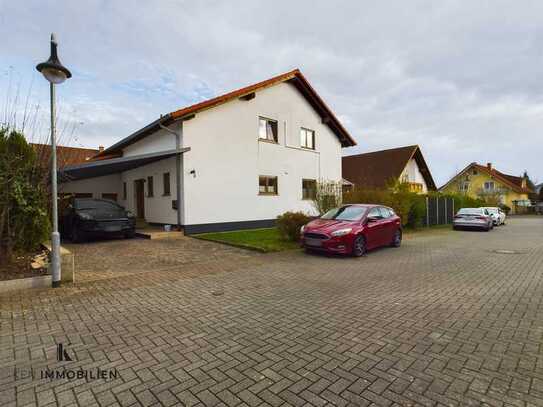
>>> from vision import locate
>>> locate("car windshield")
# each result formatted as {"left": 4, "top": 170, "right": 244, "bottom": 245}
{"left": 484, "top": 208, "right": 498, "bottom": 214}
{"left": 457, "top": 208, "right": 482, "bottom": 215}
{"left": 321, "top": 206, "right": 367, "bottom": 221}
{"left": 74, "top": 199, "right": 121, "bottom": 211}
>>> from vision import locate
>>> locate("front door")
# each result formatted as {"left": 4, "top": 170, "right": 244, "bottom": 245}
{"left": 134, "top": 179, "right": 145, "bottom": 219}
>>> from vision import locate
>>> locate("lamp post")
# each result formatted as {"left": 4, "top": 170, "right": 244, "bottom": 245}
{"left": 36, "top": 33, "right": 72, "bottom": 288}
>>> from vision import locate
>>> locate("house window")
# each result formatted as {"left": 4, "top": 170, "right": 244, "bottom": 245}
{"left": 258, "top": 117, "right": 278, "bottom": 143}
{"left": 484, "top": 181, "right": 495, "bottom": 191}
{"left": 259, "top": 176, "right": 278, "bottom": 195}
{"left": 460, "top": 181, "right": 470, "bottom": 192}
{"left": 163, "top": 172, "right": 171, "bottom": 196}
{"left": 147, "top": 176, "right": 154, "bottom": 197}
{"left": 123, "top": 182, "right": 127, "bottom": 200}
{"left": 300, "top": 128, "right": 315, "bottom": 149}
{"left": 472, "top": 169, "right": 478, "bottom": 175}
{"left": 102, "top": 193, "right": 117, "bottom": 201}
{"left": 302, "top": 179, "right": 317, "bottom": 200}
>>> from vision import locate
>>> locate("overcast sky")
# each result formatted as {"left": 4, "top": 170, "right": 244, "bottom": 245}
{"left": 1, "top": 0, "right": 542, "bottom": 186}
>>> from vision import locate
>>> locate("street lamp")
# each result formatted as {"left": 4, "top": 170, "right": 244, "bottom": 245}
{"left": 36, "top": 33, "right": 71, "bottom": 288}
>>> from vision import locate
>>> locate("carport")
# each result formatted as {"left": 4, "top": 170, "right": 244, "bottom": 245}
{"left": 59, "top": 148, "right": 190, "bottom": 228}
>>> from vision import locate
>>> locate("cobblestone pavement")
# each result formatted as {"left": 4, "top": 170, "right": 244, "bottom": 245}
{"left": 1, "top": 217, "right": 543, "bottom": 407}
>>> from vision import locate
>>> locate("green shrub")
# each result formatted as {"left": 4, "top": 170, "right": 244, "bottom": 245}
{"left": 312, "top": 180, "right": 342, "bottom": 215}
{"left": 343, "top": 187, "right": 423, "bottom": 227}
{"left": 276, "top": 211, "right": 312, "bottom": 241}
{"left": 0, "top": 128, "right": 50, "bottom": 261}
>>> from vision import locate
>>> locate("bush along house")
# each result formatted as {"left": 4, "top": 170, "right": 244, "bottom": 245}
{"left": 59, "top": 69, "right": 356, "bottom": 234}
{"left": 439, "top": 162, "right": 533, "bottom": 214}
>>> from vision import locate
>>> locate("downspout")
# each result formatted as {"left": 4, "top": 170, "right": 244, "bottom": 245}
{"left": 159, "top": 118, "right": 183, "bottom": 230}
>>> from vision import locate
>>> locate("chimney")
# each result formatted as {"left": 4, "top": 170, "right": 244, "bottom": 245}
{"left": 98, "top": 145, "right": 104, "bottom": 153}
{"left": 486, "top": 162, "right": 492, "bottom": 170}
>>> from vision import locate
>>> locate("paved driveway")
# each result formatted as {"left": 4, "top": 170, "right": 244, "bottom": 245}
{"left": 1, "top": 217, "right": 543, "bottom": 407}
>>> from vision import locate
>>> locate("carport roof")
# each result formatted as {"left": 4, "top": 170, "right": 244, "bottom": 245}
{"left": 59, "top": 148, "right": 190, "bottom": 181}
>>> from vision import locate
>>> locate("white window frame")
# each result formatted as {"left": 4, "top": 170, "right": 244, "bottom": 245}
{"left": 258, "top": 117, "right": 278, "bottom": 143}
{"left": 300, "top": 127, "right": 315, "bottom": 150}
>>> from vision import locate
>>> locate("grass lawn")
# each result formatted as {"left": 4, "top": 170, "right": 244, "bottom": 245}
{"left": 193, "top": 228, "right": 300, "bottom": 252}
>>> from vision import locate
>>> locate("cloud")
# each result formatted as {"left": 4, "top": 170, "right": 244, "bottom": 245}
{"left": 1, "top": 0, "right": 542, "bottom": 184}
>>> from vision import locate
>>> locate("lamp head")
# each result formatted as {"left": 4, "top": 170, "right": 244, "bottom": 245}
{"left": 36, "top": 33, "right": 72, "bottom": 84}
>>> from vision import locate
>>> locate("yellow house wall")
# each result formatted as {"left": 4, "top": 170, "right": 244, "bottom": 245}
{"left": 441, "top": 171, "right": 529, "bottom": 213}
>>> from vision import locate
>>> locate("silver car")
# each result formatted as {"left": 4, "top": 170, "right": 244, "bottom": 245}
{"left": 453, "top": 208, "right": 494, "bottom": 231}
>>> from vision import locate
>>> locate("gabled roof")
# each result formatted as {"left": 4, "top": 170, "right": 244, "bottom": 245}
{"left": 96, "top": 69, "right": 356, "bottom": 158}
{"left": 439, "top": 162, "right": 533, "bottom": 194}
{"left": 342, "top": 145, "right": 437, "bottom": 190}
{"left": 31, "top": 143, "right": 99, "bottom": 168}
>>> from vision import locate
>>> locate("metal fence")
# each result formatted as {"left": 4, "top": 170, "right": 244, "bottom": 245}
{"left": 422, "top": 196, "right": 455, "bottom": 227}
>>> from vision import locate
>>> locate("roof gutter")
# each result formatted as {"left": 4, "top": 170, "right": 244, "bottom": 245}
{"left": 159, "top": 116, "right": 185, "bottom": 230}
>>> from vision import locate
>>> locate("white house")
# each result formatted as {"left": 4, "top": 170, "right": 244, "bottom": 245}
{"left": 60, "top": 69, "right": 356, "bottom": 234}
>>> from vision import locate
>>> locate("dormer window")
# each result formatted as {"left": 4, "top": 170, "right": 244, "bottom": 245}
{"left": 259, "top": 117, "right": 278, "bottom": 143}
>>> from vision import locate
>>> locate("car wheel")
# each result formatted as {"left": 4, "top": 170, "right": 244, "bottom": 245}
{"left": 71, "top": 225, "right": 85, "bottom": 243}
{"left": 124, "top": 229, "right": 135, "bottom": 239}
{"left": 352, "top": 235, "right": 366, "bottom": 257}
{"left": 390, "top": 229, "right": 402, "bottom": 247}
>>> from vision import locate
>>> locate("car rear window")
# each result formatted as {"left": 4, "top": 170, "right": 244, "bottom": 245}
{"left": 457, "top": 208, "right": 482, "bottom": 215}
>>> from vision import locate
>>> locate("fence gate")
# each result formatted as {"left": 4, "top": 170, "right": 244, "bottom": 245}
{"left": 423, "top": 196, "right": 455, "bottom": 227}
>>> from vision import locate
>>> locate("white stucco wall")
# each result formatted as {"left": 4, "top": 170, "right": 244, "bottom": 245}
{"left": 400, "top": 158, "right": 428, "bottom": 193}
{"left": 119, "top": 157, "right": 179, "bottom": 224}
{"left": 59, "top": 80, "right": 346, "bottom": 227}
{"left": 122, "top": 128, "right": 177, "bottom": 157}
{"left": 181, "top": 81, "right": 343, "bottom": 226}
{"left": 59, "top": 174, "right": 121, "bottom": 199}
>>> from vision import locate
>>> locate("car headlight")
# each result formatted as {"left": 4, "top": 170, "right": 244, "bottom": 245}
{"left": 78, "top": 212, "right": 93, "bottom": 220}
{"left": 331, "top": 228, "right": 352, "bottom": 237}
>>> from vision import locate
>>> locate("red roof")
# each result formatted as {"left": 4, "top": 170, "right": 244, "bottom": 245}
{"left": 97, "top": 69, "right": 355, "bottom": 157}
{"left": 472, "top": 164, "right": 532, "bottom": 194}
{"left": 342, "top": 145, "right": 437, "bottom": 190}
{"left": 31, "top": 143, "right": 99, "bottom": 169}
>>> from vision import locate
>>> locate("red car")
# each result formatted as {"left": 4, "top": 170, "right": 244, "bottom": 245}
{"left": 301, "top": 204, "right": 402, "bottom": 256}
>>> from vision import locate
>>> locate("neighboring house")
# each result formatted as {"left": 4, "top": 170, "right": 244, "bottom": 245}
{"left": 439, "top": 162, "right": 533, "bottom": 213}
{"left": 342, "top": 145, "right": 436, "bottom": 194}
{"left": 535, "top": 183, "right": 543, "bottom": 197}
{"left": 31, "top": 143, "right": 100, "bottom": 168}
{"left": 59, "top": 69, "right": 356, "bottom": 233}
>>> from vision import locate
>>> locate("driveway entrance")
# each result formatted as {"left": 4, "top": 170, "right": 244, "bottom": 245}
{"left": 1, "top": 217, "right": 543, "bottom": 406}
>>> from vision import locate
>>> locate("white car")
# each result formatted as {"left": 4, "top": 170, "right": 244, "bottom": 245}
{"left": 481, "top": 207, "right": 506, "bottom": 226}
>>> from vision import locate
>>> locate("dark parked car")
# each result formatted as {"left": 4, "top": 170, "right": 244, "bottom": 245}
{"left": 300, "top": 204, "right": 402, "bottom": 257}
{"left": 62, "top": 198, "right": 136, "bottom": 242}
